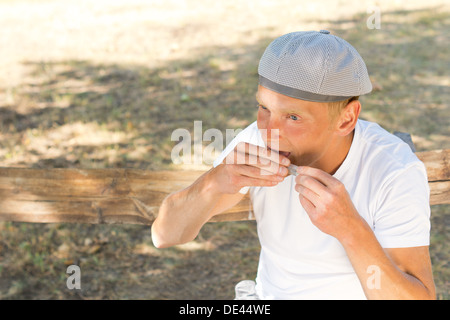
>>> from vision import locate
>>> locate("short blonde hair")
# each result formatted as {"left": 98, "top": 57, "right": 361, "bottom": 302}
{"left": 328, "top": 96, "right": 359, "bottom": 121}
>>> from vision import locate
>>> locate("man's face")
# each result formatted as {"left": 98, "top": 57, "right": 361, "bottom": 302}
{"left": 256, "top": 85, "right": 338, "bottom": 168}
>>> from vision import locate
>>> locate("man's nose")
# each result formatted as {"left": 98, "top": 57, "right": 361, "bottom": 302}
{"left": 261, "top": 122, "right": 281, "bottom": 153}
{"left": 266, "top": 117, "right": 281, "bottom": 140}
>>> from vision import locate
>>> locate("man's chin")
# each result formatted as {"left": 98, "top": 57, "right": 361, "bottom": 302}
{"left": 289, "top": 155, "right": 315, "bottom": 167}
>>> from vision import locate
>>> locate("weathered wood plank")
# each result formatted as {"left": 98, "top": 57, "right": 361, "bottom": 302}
{"left": 0, "top": 168, "right": 205, "bottom": 225}
{"left": 416, "top": 149, "right": 450, "bottom": 182}
{"left": 0, "top": 149, "right": 448, "bottom": 225}
{"left": 428, "top": 181, "right": 450, "bottom": 206}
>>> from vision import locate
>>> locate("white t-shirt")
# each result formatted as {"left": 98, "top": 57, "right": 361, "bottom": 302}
{"left": 213, "top": 119, "right": 431, "bottom": 300}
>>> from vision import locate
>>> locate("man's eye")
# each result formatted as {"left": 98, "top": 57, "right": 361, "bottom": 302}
{"left": 289, "top": 115, "right": 299, "bottom": 121}
{"left": 257, "top": 104, "right": 268, "bottom": 111}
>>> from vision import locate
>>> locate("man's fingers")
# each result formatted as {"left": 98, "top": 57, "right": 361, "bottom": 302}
{"left": 234, "top": 164, "right": 285, "bottom": 181}
{"left": 222, "top": 143, "right": 290, "bottom": 176}
{"left": 295, "top": 174, "right": 328, "bottom": 199}
{"left": 235, "top": 142, "right": 290, "bottom": 167}
{"left": 237, "top": 175, "right": 282, "bottom": 187}
{"left": 298, "top": 192, "right": 316, "bottom": 214}
{"left": 221, "top": 164, "right": 283, "bottom": 189}
{"left": 295, "top": 166, "right": 349, "bottom": 212}
{"left": 296, "top": 166, "right": 337, "bottom": 187}
{"left": 295, "top": 183, "right": 321, "bottom": 207}
{"left": 224, "top": 150, "right": 268, "bottom": 167}
{"left": 232, "top": 154, "right": 288, "bottom": 176}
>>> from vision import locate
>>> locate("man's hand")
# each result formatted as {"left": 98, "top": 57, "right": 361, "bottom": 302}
{"left": 213, "top": 142, "right": 291, "bottom": 194}
{"left": 294, "top": 166, "right": 365, "bottom": 242}
{"left": 294, "top": 166, "right": 436, "bottom": 299}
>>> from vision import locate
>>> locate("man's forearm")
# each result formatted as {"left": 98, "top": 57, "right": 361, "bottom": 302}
{"left": 341, "top": 218, "right": 435, "bottom": 300}
{"left": 151, "top": 169, "right": 221, "bottom": 248}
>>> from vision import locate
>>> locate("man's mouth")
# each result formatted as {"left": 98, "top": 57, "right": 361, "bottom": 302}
{"left": 267, "top": 146, "right": 291, "bottom": 158}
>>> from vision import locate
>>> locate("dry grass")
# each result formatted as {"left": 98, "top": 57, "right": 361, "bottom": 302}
{"left": 0, "top": 0, "right": 448, "bottom": 299}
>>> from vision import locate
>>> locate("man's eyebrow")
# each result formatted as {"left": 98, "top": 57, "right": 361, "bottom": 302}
{"left": 255, "top": 92, "right": 306, "bottom": 115}
{"left": 255, "top": 94, "right": 269, "bottom": 109}
{"left": 255, "top": 92, "right": 262, "bottom": 104}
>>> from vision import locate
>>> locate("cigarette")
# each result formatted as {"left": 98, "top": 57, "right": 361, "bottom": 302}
{"left": 287, "top": 164, "right": 299, "bottom": 176}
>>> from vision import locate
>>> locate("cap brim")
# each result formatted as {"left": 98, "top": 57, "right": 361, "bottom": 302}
{"left": 259, "top": 75, "right": 353, "bottom": 103}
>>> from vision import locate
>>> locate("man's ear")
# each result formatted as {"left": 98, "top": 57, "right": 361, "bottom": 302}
{"left": 336, "top": 100, "right": 361, "bottom": 136}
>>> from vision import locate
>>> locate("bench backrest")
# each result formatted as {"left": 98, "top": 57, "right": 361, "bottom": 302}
{"left": 0, "top": 149, "right": 448, "bottom": 225}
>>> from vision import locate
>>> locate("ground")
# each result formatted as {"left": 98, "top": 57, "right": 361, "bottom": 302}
{"left": 0, "top": 0, "right": 449, "bottom": 299}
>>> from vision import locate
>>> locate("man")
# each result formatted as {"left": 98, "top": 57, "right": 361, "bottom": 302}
{"left": 152, "top": 31, "right": 436, "bottom": 299}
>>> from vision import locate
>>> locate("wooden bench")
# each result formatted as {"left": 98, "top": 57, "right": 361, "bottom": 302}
{"left": 0, "top": 148, "right": 448, "bottom": 226}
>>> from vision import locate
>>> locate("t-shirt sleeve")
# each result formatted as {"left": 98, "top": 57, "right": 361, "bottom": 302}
{"left": 373, "top": 162, "right": 431, "bottom": 248}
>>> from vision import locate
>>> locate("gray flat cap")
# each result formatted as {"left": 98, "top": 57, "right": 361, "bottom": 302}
{"left": 258, "top": 30, "right": 372, "bottom": 102}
